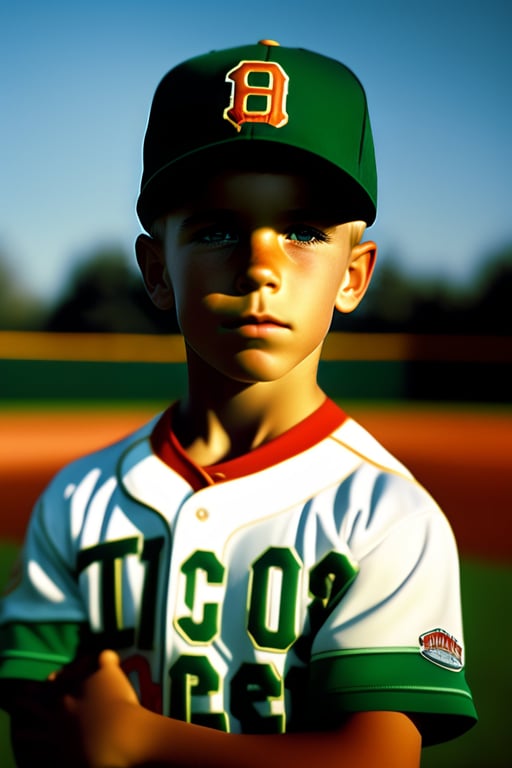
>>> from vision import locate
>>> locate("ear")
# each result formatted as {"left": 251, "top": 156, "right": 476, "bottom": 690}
{"left": 335, "top": 240, "right": 377, "bottom": 314}
{"left": 135, "top": 234, "right": 175, "bottom": 310}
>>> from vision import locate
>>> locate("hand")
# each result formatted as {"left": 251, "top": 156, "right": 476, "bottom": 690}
{"left": 10, "top": 650, "right": 142, "bottom": 768}
{"left": 54, "top": 649, "right": 143, "bottom": 768}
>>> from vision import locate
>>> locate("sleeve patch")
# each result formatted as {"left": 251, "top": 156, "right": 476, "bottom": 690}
{"left": 419, "top": 628, "right": 463, "bottom": 671}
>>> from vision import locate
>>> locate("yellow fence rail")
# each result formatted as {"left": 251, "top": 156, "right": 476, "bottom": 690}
{"left": 1, "top": 331, "right": 510, "bottom": 363}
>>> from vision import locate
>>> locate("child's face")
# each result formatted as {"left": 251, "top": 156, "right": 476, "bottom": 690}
{"left": 140, "top": 171, "right": 375, "bottom": 385}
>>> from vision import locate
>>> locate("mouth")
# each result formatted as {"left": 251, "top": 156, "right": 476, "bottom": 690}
{"left": 223, "top": 314, "right": 290, "bottom": 329}
{"left": 222, "top": 314, "right": 291, "bottom": 338}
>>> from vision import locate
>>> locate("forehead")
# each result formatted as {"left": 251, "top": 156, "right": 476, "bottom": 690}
{"left": 172, "top": 168, "right": 346, "bottom": 224}
{"left": 184, "top": 170, "right": 307, "bottom": 205}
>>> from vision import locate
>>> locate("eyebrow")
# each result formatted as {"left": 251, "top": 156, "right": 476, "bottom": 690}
{"left": 178, "top": 208, "right": 336, "bottom": 225}
{"left": 178, "top": 210, "right": 234, "bottom": 234}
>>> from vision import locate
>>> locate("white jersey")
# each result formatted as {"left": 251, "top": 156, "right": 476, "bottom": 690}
{"left": 0, "top": 399, "right": 476, "bottom": 743}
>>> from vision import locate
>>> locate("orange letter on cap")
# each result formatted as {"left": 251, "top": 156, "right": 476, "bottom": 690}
{"left": 224, "top": 60, "right": 289, "bottom": 132}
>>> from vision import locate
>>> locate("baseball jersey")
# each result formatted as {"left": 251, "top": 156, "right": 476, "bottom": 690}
{"left": 0, "top": 398, "right": 477, "bottom": 744}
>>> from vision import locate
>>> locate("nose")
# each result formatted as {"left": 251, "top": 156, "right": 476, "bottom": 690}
{"left": 235, "top": 228, "right": 282, "bottom": 294}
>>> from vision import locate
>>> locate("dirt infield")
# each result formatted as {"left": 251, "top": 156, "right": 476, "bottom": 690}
{"left": 1, "top": 405, "right": 510, "bottom": 562}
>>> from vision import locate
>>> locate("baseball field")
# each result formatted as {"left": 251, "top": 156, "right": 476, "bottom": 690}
{"left": 0, "top": 400, "right": 510, "bottom": 766}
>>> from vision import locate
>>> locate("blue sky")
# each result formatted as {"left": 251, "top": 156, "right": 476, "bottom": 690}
{"left": 1, "top": 0, "right": 510, "bottom": 302}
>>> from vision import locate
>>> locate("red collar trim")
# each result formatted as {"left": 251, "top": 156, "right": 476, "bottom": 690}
{"left": 150, "top": 398, "right": 347, "bottom": 491}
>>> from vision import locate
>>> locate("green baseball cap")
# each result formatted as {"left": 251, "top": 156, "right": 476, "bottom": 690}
{"left": 137, "top": 40, "right": 377, "bottom": 230}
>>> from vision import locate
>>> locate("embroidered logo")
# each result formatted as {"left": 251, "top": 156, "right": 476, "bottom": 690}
{"left": 223, "top": 60, "right": 289, "bottom": 132}
{"left": 419, "top": 628, "right": 463, "bottom": 671}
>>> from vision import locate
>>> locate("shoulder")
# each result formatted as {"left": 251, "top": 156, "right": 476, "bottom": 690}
{"left": 331, "top": 415, "right": 413, "bottom": 478}
{"left": 55, "top": 414, "right": 158, "bottom": 478}
{"left": 31, "top": 414, "right": 162, "bottom": 519}
{"left": 331, "top": 415, "right": 439, "bottom": 519}
{"left": 324, "top": 415, "right": 457, "bottom": 552}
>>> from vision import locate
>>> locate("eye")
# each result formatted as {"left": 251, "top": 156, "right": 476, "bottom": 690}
{"left": 286, "top": 226, "right": 330, "bottom": 244}
{"left": 195, "top": 227, "right": 239, "bottom": 246}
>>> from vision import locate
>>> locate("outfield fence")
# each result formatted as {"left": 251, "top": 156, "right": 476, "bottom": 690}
{"left": 1, "top": 331, "right": 511, "bottom": 402}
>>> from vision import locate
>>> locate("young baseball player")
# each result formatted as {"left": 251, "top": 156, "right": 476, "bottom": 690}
{"left": 0, "top": 40, "right": 477, "bottom": 767}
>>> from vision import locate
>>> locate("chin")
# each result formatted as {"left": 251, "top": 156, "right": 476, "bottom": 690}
{"left": 225, "top": 366, "right": 286, "bottom": 386}
{"left": 227, "top": 350, "right": 296, "bottom": 384}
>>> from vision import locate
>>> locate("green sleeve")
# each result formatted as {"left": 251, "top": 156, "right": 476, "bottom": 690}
{"left": 307, "top": 647, "right": 477, "bottom": 746}
{"left": 0, "top": 621, "right": 87, "bottom": 681}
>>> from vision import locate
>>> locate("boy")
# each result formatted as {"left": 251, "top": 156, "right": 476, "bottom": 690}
{"left": 0, "top": 40, "right": 476, "bottom": 766}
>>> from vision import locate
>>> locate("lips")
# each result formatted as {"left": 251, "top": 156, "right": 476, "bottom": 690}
{"left": 221, "top": 314, "right": 291, "bottom": 340}
{"left": 223, "top": 314, "right": 290, "bottom": 330}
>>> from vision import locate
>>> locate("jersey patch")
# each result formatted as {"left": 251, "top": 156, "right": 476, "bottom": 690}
{"left": 419, "top": 628, "right": 463, "bottom": 671}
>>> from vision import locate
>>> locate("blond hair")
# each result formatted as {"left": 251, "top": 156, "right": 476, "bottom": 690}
{"left": 348, "top": 220, "right": 367, "bottom": 247}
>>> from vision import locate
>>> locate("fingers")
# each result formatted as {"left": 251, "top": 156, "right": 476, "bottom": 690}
{"left": 97, "top": 648, "right": 122, "bottom": 667}
{"left": 48, "top": 650, "right": 121, "bottom": 695}
{"left": 51, "top": 649, "right": 140, "bottom": 707}
{"left": 48, "top": 652, "right": 100, "bottom": 695}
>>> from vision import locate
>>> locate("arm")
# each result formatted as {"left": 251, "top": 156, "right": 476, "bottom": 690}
{"left": 58, "top": 651, "right": 421, "bottom": 768}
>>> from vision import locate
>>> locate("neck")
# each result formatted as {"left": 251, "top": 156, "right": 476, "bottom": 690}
{"left": 174, "top": 348, "right": 326, "bottom": 465}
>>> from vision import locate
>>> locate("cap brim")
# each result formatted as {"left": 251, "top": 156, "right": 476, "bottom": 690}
{"left": 137, "top": 139, "right": 376, "bottom": 231}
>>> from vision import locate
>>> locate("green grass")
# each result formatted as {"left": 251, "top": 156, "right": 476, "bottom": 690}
{"left": 0, "top": 542, "right": 19, "bottom": 768}
{"left": 0, "top": 546, "right": 509, "bottom": 767}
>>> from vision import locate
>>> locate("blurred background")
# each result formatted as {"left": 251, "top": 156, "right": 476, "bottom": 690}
{"left": 1, "top": 1, "right": 511, "bottom": 766}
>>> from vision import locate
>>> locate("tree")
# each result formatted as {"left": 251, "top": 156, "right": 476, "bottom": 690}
{"left": 0, "top": 250, "right": 45, "bottom": 330}
{"left": 43, "top": 247, "right": 179, "bottom": 334}
{"left": 464, "top": 246, "right": 512, "bottom": 335}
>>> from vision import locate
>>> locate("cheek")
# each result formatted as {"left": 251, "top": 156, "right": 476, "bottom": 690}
{"left": 167, "top": 260, "right": 200, "bottom": 307}
{"left": 304, "top": 263, "right": 345, "bottom": 308}
{"left": 171, "top": 253, "right": 231, "bottom": 298}
{"left": 171, "top": 273, "right": 218, "bottom": 337}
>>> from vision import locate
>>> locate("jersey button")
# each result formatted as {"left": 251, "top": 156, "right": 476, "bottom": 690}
{"left": 196, "top": 508, "right": 209, "bottom": 521}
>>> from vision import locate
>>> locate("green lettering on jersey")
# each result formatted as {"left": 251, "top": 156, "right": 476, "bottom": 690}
{"left": 169, "top": 654, "right": 228, "bottom": 731}
{"left": 309, "top": 550, "right": 359, "bottom": 619}
{"left": 247, "top": 547, "right": 301, "bottom": 651}
{"left": 292, "top": 550, "right": 359, "bottom": 663}
{"left": 231, "top": 662, "right": 284, "bottom": 733}
{"left": 308, "top": 550, "right": 359, "bottom": 645}
{"left": 176, "top": 550, "right": 226, "bottom": 643}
